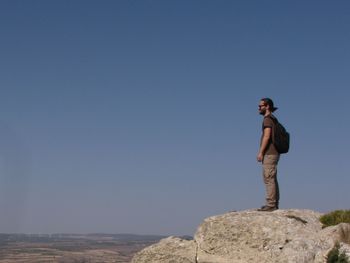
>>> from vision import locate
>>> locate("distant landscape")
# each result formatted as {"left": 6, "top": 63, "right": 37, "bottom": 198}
{"left": 0, "top": 233, "right": 167, "bottom": 262}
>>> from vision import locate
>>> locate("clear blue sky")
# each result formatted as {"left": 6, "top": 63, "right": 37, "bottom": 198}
{"left": 0, "top": 0, "right": 349, "bottom": 236}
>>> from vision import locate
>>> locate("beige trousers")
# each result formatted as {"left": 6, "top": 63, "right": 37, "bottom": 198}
{"left": 262, "top": 154, "right": 280, "bottom": 207}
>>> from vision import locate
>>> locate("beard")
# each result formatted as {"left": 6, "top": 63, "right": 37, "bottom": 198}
{"left": 259, "top": 109, "right": 266, "bottom": 115}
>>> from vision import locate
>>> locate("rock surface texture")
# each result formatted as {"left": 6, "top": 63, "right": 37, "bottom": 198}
{"left": 132, "top": 209, "right": 350, "bottom": 263}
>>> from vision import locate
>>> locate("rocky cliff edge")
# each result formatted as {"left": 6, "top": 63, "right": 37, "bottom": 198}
{"left": 132, "top": 209, "right": 350, "bottom": 263}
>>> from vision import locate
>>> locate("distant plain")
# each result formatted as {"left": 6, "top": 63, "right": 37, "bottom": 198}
{"left": 0, "top": 233, "right": 164, "bottom": 262}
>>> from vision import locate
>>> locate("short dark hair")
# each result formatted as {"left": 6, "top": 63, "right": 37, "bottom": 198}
{"left": 261, "top": 98, "right": 278, "bottom": 112}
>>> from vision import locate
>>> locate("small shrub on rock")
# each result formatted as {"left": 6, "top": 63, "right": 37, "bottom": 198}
{"left": 327, "top": 243, "right": 349, "bottom": 263}
{"left": 320, "top": 210, "right": 350, "bottom": 227}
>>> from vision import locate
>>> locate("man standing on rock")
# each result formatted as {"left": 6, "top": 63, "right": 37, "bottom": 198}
{"left": 257, "top": 98, "right": 280, "bottom": 212}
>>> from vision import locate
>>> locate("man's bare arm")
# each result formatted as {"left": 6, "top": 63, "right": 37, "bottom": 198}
{"left": 257, "top": 127, "right": 272, "bottom": 162}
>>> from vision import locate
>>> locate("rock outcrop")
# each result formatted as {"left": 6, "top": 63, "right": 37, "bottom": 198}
{"left": 132, "top": 209, "right": 350, "bottom": 263}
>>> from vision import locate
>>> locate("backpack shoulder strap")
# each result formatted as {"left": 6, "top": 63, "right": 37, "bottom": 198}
{"left": 265, "top": 114, "right": 278, "bottom": 124}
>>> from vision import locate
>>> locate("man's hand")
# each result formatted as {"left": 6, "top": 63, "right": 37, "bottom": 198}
{"left": 257, "top": 152, "right": 264, "bottom": 162}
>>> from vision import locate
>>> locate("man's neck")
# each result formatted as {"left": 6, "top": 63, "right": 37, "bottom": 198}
{"left": 264, "top": 111, "right": 272, "bottom": 117}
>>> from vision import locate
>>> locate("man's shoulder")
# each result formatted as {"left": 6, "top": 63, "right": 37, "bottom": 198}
{"left": 263, "top": 115, "right": 275, "bottom": 127}
{"left": 264, "top": 114, "right": 277, "bottom": 120}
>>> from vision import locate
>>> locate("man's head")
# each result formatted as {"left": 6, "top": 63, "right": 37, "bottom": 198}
{"left": 259, "top": 98, "right": 278, "bottom": 115}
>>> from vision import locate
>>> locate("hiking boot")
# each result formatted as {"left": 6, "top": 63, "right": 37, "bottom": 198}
{"left": 257, "top": 206, "right": 278, "bottom": 212}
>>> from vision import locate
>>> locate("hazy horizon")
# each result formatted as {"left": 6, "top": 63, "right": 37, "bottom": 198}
{"left": 1, "top": 0, "right": 349, "bottom": 236}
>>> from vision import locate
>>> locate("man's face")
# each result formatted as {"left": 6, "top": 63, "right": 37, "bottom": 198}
{"left": 258, "top": 101, "right": 267, "bottom": 115}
